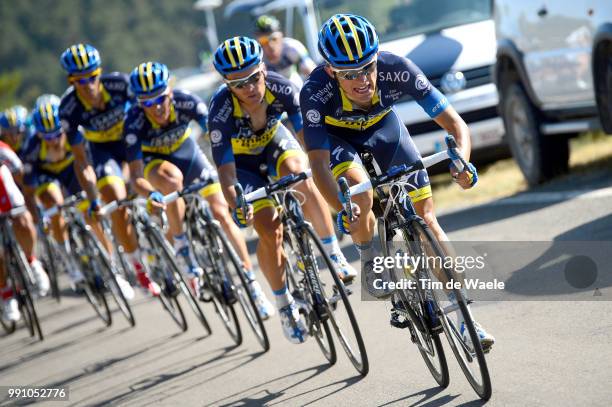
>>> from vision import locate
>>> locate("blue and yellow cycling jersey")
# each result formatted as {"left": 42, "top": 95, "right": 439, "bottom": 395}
{"left": 59, "top": 72, "right": 134, "bottom": 146}
{"left": 299, "top": 51, "right": 449, "bottom": 151}
{"left": 208, "top": 71, "right": 303, "bottom": 167}
{"left": 124, "top": 90, "right": 209, "bottom": 162}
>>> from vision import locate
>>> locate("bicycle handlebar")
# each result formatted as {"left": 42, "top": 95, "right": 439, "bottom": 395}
{"left": 41, "top": 191, "right": 87, "bottom": 219}
{"left": 242, "top": 168, "right": 312, "bottom": 203}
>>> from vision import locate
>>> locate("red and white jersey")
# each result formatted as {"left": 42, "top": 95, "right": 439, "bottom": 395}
{"left": 0, "top": 163, "right": 25, "bottom": 213}
{"left": 0, "top": 140, "right": 23, "bottom": 175}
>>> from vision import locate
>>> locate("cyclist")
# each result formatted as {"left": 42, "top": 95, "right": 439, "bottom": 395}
{"left": 0, "top": 139, "right": 50, "bottom": 315}
{"left": 58, "top": 43, "right": 159, "bottom": 296}
{"left": 254, "top": 15, "right": 316, "bottom": 87}
{"left": 123, "top": 61, "right": 274, "bottom": 318}
{"left": 209, "top": 36, "right": 357, "bottom": 344}
{"left": 0, "top": 105, "right": 33, "bottom": 181}
{"left": 300, "top": 14, "right": 494, "bottom": 351}
{"left": 20, "top": 97, "right": 135, "bottom": 297}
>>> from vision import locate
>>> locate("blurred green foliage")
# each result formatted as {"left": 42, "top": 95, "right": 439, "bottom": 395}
{"left": 0, "top": 0, "right": 261, "bottom": 110}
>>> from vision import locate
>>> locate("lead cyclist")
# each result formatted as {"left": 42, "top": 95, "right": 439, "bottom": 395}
{"left": 300, "top": 14, "right": 494, "bottom": 351}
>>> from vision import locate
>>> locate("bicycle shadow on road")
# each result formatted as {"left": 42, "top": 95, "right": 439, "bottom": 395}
{"left": 376, "top": 386, "right": 459, "bottom": 407}
{"left": 83, "top": 344, "right": 256, "bottom": 406}
{"left": 502, "top": 213, "right": 612, "bottom": 299}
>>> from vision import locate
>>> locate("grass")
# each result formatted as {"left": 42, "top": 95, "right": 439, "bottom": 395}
{"left": 431, "top": 132, "right": 612, "bottom": 210}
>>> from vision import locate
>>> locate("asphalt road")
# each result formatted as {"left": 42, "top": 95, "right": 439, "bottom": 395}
{"left": 1, "top": 174, "right": 612, "bottom": 406}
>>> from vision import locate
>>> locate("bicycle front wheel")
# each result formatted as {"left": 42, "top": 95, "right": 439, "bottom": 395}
{"left": 408, "top": 219, "right": 492, "bottom": 400}
{"left": 301, "top": 224, "right": 369, "bottom": 376}
{"left": 190, "top": 220, "right": 241, "bottom": 346}
{"left": 150, "top": 227, "right": 211, "bottom": 335}
{"left": 13, "top": 246, "right": 44, "bottom": 340}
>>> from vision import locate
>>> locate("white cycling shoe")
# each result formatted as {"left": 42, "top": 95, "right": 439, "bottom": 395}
{"left": 279, "top": 301, "right": 308, "bottom": 344}
{"left": 115, "top": 274, "right": 135, "bottom": 301}
{"left": 248, "top": 280, "right": 275, "bottom": 320}
{"left": 2, "top": 298, "right": 20, "bottom": 322}
{"left": 30, "top": 259, "right": 50, "bottom": 297}
{"left": 460, "top": 321, "right": 495, "bottom": 353}
{"left": 330, "top": 252, "right": 357, "bottom": 283}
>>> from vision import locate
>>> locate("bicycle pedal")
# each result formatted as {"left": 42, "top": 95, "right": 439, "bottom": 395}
{"left": 390, "top": 312, "right": 410, "bottom": 329}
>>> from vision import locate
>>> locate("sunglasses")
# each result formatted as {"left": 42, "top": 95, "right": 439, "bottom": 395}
{"left": 224, "top": 70, "right": 263, "bottom": 89}
{"left": 71, "top": 69, "right": 101, "bottom": 85}
{"left": 139, "top": 93, "right": 168, "bottom": 108}
{"left": 42, "top": 130, "right": 62, "bottom": 141}
{"left": 257, "top": 32, "right": 282, "bottom": 46}
{"left": 333, "top": 60, "right": 377, "bottom": 81}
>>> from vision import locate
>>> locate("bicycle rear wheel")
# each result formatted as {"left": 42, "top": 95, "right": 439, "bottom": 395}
{"left": 302, "top": 224, "right": 369, "bottom": 376}
{"left": 284, "top": 235, "right": 335, "bottom": 364}
{"left": 409, "top": 220, "right": 492, "bottom": 400}
{"left": 41, "top": 235, "right": 61, "bottom": 302}
{"left": 150, "top": 227, "right": 211, "bottom": 334}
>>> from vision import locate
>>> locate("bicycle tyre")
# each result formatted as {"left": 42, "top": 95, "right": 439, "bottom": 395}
{"left": 285, "top": 243, "right": 336, "bottom": 364}
{"left": 189, "top": 219, "right": 241, "bottom": 346}
{"left": 41, "top": 235, "right": 61, "bottom": 302}
{"left": 385, "top": 222, "right": 449, "bottom": 388}
{"left": 13, "top": 245, "right": 44, "bottom": 340}
{"left": 150, "top": 227, "right": 211, "bottom": 334}
{"left": 302, "top": 224, "right": 369, "bottom": 376}
{"left": 410, "top": 219, "right": 492, "bottom": 400}
{"left": 71, "top": 226, "right": 112, "bottom": 327}
{"left": 209, "top": 221, "right": 270, "bottom": 351}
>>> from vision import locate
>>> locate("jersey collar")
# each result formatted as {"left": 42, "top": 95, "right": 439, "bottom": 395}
{"left": 76, "top": 83, "right": 111, "bottom": 111}
{"left": 338, "top": 86, "right": 380, "bottom": 112}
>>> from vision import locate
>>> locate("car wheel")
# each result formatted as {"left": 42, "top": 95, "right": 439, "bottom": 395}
{"left": 501, "top": 82, "right": 569, "bottom": 186}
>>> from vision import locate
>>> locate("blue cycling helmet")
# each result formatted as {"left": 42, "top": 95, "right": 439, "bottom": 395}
{"left": 318, "top": 14, "right": 379, "bottom": 68}
{"left": 130, "top": 62, "right": 170, "bottom": 98}
{"left": 32, "top": 100, "right": 61, "bottom": 136}
{"left": 0, "top": 105, "right": 28, "bottom": 131}
{"left": 60, "top": 43, "right": 101, "bottom": 75}
{"left": 213, "top": 36, "right": 263, "bottom": 76}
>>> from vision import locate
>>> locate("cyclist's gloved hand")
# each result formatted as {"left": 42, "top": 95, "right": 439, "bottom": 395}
{"left": 336, "top": 203, "right": 360, "bottom": 235}
{"left": 147, "top": 191, "right": 165, "bottom": 214}
{"left": 450, "top": 162, "right": 478, "bottom": 189}
{"left": 232, "top": 205, "right": 253, "bottom": 228}
{"left": 87, "top": 198, "right": 100, "bottom": 219}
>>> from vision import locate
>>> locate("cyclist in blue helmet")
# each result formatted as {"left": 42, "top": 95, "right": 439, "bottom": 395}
{"left": 58, "top": 43, "right": 159, "bottom": 297}
{"left": 0, "top": 105, "right": 33, "bottom": 161}
{"left": 209, "top": 36, "right": 357, "bottom": 343}
{"left": 124, "top": 61, "right": 273, "bottom": 314}
{"left": 301, "top": 14, "right": 494, "bottom": 351}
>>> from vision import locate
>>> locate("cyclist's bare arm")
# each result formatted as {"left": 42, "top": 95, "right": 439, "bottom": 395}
{"left": 127, "top": 159, "right": 156, "bottom": 197}
{"left": 71, "top": 143, "right": 99, "bottom": 201}
{"left": 308, "top": 149, "right": 343, "bottom": 212}
{"left": 217, "top": 162, "right": 240, "bottom": 210}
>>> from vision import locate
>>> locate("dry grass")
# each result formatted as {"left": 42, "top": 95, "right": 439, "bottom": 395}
{"left": 431, "top": 132, "right": 612, "bottom": 210}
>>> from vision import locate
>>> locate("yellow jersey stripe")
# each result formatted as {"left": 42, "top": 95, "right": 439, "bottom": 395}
{"left": 324, "top": 108, "right": 391, "bottom": 130}
{"left": 7, "top": 110, "right": 16, "bottom": 127}
{"left": 345, "top": 17, "right": 363, "bottom": 59}
{"left": 225, "top": 40, "right": 237, "bottom": 68}
{"left": 141, "top": 127, "right": 191, "bottom": 155}
{"left": 332, "top": 16, "right": 354, "bottom": 61}
{"left": 234, "top": 37, "right": 244, "bottom": 66}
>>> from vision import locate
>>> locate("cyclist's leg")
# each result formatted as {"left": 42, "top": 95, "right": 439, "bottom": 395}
{"left": 268, "top": 127, "right": 357, "bottom": 280}
{"left": 177, "top": 139, "right": 255, "bottom": 274}
{"left": 91, "top": 143, "right": 137, "bottom": 257}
